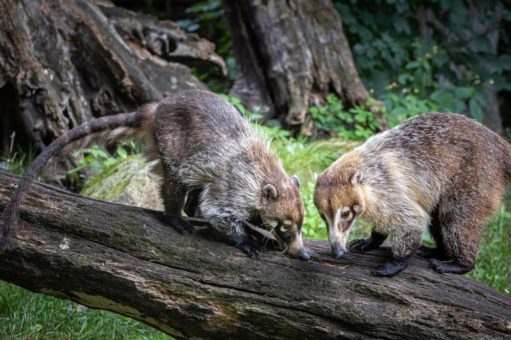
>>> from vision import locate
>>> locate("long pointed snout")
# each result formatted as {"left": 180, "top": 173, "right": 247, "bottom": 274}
{"left": 331, "top": 242, "right": 345, "bottom": 258}
{"left": 287, "top": 234, "right": 310, "bottom": 261}
{"left": 297, "top": 247, "right": 310, "bottom": 261}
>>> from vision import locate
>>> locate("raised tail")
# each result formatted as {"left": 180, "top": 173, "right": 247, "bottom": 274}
{"left": 0, "top": 111, "right": 142, "bottom": 251}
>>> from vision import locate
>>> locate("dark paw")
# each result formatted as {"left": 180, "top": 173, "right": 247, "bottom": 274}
{"left": 430, "top": 258, "right": 445, "bottom": 273}
{"left": 236, "top": 241, "right": 261, "bottom": 258}
{"left": 168, "top": 216, "right": 195, "bottom": 234}
{"left": 349, "top": 238, "right": 373, "bottom": 252}
{"left": 429, "top": 258, "right": 472, "bottom": 274}
{"left": 372, "top": 259, "right": 408, "bottom": 277}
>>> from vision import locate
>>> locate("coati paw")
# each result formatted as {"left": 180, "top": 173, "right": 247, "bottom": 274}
{"left": 236, "top": 241, "right": 261, "bottom": 258}
{"left": 372, "top": 259, "right": 408, "bottom": 277}
{"left": 349, "top": 238, "right": 373, "bottom": 252}
{"left": 349, "top": 232, "right": 387, "bottom": 252}
{"left": 430, "top": 258, "right": 445, "bottom": 273}
{"left": 429, "top": 258, "right": 473, "bottom": 275}
{"left": 167, "top": 216, "right": 195, "bottom": 234}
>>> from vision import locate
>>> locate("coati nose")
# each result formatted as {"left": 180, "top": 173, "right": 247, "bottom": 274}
{"left": 297, "top": 248, "right": 310, "bottom": 261}
{"left": 332, "top": 244, "right": 345, "bottom": 258}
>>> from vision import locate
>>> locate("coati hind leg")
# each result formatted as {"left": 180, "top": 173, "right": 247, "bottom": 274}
{"left": 429, "top": 190, "right": 502, "bottom": 274}
{"left": 161, "top": 172, "right": 194, "bottom": 234}
{"left": 429, "top": 210, "right": 482, "bottom": 274}
{"left": 417, "top": 208, "right": 448, "bottom": 260}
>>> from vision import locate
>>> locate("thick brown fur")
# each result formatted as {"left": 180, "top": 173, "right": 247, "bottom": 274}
{"left": 0, "top": 90, "right": 307, "bottom": 259}
{"left": 314, "top": 113, "right": 511, "bottom": 275}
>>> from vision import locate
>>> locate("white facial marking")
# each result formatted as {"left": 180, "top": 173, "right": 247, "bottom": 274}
{"left": 288, "top": 233, "right": 305, "bottom": 256}
{"left": 328, "top": 208, "right": 350, "bottom": 252}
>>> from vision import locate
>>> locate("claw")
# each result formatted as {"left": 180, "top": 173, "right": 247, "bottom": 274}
{"left": 349, "top": 238, "right": 371, "bottom": 252}
{"left": 372, "top": 258, "right": 408, "bottom": 277}
{"left": 167, "top": 216, "right": 195, "bottom": 234}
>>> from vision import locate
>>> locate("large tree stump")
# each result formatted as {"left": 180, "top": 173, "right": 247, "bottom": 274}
{"left": 223, "top": 0, "right": 370, "bottom": 126}
{"left": 0, "top": 0, "right": 224, "bottom": 152}
{"left": 1, "top": 170, "right": 510, "bottom": 339}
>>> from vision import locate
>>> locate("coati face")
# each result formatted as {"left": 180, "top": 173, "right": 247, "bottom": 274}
{"left": 259, "top": 175, "right": 309, "bottom": 261}
{"left": 314, "top": 170, "right": 365, "bottom": 258}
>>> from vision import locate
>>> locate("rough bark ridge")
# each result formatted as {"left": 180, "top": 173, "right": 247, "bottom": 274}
{"left": 223, "top": 0, "right": 370, "bottom": 126}
{"left": 1, "top": 171, "right": 510, "bottom": 339}
{"left": 0, "top": 0, "right": 223, "bottom": 152}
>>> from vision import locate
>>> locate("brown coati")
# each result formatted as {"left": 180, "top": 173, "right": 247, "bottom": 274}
{"left": 0, "top": 90, "right": 309, "bottom": 260}
{"left": 314, "top": 113, "right": 511, "bottom": 276}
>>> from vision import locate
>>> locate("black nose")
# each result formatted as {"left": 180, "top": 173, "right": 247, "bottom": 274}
{"left": 297, "top": 248, "right": 310, "bottom": 261}
{"left": 332, "top": 244, "right": 345, "bottom": 258}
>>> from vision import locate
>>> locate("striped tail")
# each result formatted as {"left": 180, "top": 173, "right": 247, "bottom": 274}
{"left": 0, "top": 112, "right": 139, "bottom": 251}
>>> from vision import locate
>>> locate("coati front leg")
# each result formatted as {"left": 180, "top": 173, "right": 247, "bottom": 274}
{"left": 373, "top": 224, "right": 424, "bottom": 277}
{"left": 350, "top": 230, "right": 387, "bottom": 252}
{"left": 429, "top": 208, "right": 483, "bottom": 274}
{"left": 161, "top": 174, "right": 194, "bottom": 234}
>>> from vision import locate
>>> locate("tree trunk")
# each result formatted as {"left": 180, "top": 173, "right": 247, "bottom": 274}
{"left": 1, "top": 170, "right": 510, "bottom": 339}
{"left": 222, "top": 0, "right": 371, "bottom": 127}
{"left": 0, "top": 0, "right": 224, "bottom": 153}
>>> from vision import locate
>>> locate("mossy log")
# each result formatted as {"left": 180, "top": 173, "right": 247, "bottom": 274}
{"left": 0, "top": 170, "right": 510, "bottom": 339}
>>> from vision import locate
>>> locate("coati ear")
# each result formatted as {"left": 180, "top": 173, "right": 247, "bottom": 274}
{"left": 291, "top": 175, "right": 300, "bottom": 188}
{"left": 263, "top": 183, "right": 278, "bottom": 200}
{"left": 350, "top": 171, "right": 363, "bottom": 186}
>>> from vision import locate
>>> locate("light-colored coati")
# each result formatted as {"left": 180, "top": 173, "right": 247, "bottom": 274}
{"left": 0, "top": 90, "right": 309, "bottom": 260}
{"left": 314, "top": 113, "right": 511, "bottom": 276}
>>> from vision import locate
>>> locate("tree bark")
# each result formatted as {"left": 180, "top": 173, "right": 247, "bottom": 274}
{"left": 223, "top": 0, "right": 371, "bottom": 127}
{"left": 0, "top": 0, "right": 224, "bottom": 152}
{"left": 1, "top": 170, "right": 510, "bottom": 339}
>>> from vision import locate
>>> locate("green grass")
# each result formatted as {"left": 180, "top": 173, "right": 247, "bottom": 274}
{"left": 0, "top": 131, "right": 510, "bottom": 339}
{"left": 0, "top": 281, "right": 170, "bottom": 339}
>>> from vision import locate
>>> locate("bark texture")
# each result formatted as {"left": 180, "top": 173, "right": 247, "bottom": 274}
{"left": 223, "top": 0, "right": 370, "bottom": 126}
{"left": 1, "top": 170, "right": 510, "bottom": 339}
{"left": 0, "top": 0, "right": 223, "bottom": 152}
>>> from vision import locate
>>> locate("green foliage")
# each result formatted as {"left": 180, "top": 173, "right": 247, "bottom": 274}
{"left": 0, "top": 281, "right": 169, "bottom": 339}
{"left": 70, "top": 141, "right": 139, "bottom": 175}
{"left": 334, "top": 0, "right": 511, "bottom": 120}
{"left": 0, "top": 145, "right": 36, "bottom": 176}
{"left": 309, "top": 95, "right": 381, "bottom": 141}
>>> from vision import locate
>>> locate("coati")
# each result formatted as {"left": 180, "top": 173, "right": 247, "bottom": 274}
{"left": 314, "top": 113, "right": 511, "bottom": 276}
{"left": 0, "top": 90, "right": 309, "bottom": 260}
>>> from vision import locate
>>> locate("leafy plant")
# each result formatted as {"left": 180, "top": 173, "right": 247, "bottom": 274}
{"left": 334, "top": 0, "right": 511, "bottom": 122}
{"left": 69, "top": 141, "right": 139, "bottom": 175}
{"left": 309, "top": 94, "right": 382, "bottom": 141}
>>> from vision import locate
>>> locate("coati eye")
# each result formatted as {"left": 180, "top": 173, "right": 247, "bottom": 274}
{"left": 340, "top": 209, "right": 351, "bottom": 219}
{"left": 280, "top": 220, "right": 293, "bottom": 232}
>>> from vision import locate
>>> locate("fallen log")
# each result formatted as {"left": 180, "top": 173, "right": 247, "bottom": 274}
{"left": 0, "top": 170, "right": 510, "bottom": 339}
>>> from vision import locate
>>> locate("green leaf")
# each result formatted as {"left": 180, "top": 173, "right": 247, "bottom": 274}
{"left": 116, "top": 147, "right": 128, "bottom": 158}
